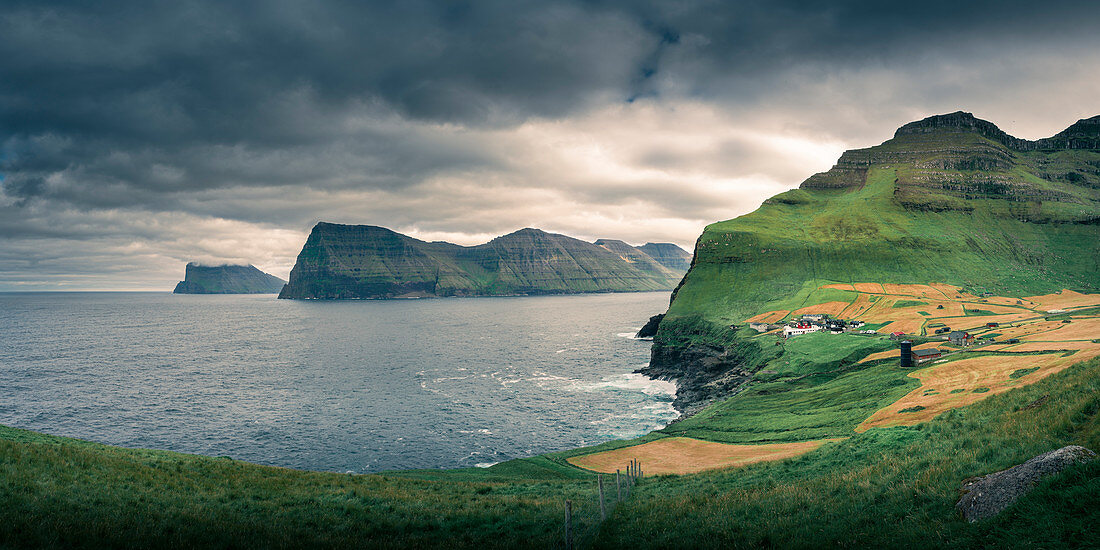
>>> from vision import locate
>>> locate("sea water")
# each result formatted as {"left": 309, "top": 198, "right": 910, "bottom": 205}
{"left": 0, "top": 291, "right": 678, "bottom": 472}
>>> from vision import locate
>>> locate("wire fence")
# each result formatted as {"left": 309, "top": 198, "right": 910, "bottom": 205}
{"left": 562, "top": 459, "right": 644, "bottom": 549}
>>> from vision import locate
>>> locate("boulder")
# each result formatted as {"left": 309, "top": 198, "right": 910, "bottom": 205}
{"left": 955, "top": 445, "right": 1097, "bottom": 522}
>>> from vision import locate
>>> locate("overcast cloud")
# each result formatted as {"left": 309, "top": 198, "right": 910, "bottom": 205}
{"left": 2, "top": 0, "right": 1099, "bottom": 289}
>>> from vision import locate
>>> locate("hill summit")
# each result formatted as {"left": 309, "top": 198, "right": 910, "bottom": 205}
{"left": 278, "top": 223, "right": 688, "bottom": 299}
{"left": 647, "top": 111, "right": 1100, "bottom": 410}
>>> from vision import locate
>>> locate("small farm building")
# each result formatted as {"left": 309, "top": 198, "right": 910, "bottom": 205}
{"left": 912, "top": 348, "right": 942, "bottom": 363}
{"left": 948, "top": 331, "right": 974, "bottom": 346}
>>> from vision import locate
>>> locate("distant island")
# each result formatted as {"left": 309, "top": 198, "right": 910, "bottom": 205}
{"left": 173, "top": 263, "right": 286, "bottom": 294}
{"left": 278, "top": 223, "right": 690, "bottom": 299}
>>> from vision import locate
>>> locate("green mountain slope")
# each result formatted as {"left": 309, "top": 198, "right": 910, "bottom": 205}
{"left": 172, "top": 263, "right": 286, "bottom": 294}
{"left": 594, "top": 238, "right": 686, "bottom": 280}
{"left": 278, "top": 223, "right": 687, "bottom": 299}
{"left": 646, "top": 112, "right": 1100, "bottom": 408}
{"left": 637, "top": 242, "right": 692, "bottom": 271}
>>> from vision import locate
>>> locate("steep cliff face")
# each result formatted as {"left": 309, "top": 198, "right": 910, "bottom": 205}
{"left": 645, "top": 112, "right": 1100, "bottom": 412}
{"left": 594, "top": 238, "right": 685, "bottom": 281}
{"left": 637, "top": 242, "right": 692, "bottom": 272}
{"left": 173, "top": 263, "right": 286, "bottom": 294}
{"left": 278, "top": 223, "right": 687, "bottom": 299}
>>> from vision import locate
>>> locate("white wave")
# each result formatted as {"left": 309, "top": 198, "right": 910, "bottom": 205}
{"left": 475, "top": 462, "right": 498, "bottom": 468}
{"left": 580, "top": 373, "right": 677, "bottom": 398}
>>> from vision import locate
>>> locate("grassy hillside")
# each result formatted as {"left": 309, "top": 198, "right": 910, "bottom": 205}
{"left": 648, "top": 113, "right": 1100, "bottom": 411}
{"left": 0, "top": 425, "right": 609, "bottom": 549}
{"left": 278, "top": 224, "right": 686, "bottom": 299}
{"left": 4, "top": 357, "right": 1098, "bottom": 548}
{"left": 665, "top": 113, "right": 1100, "bottom": 332}
{"left": 594, "top": 357, "right": 1100, "bottom": 549}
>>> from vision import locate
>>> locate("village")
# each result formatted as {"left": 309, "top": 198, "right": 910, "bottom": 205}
{"left": 743, "top": 283, "right": 1100, "bottom": 372}
{"left": 749, "top": 313, "right": 997, "bottom": 366}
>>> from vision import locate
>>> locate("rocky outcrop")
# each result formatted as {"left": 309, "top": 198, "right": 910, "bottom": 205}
{"left": 638, "top": 339, "right": 766, "bottom": 415}
{"left": 279, "top": 223, "right": 687, "bottom": 299}
{"left": 173, "top": 263, "right": 285, "bottom": 294}
{"left": 955, "top": 445, "right": 1097, "bottom": 522}
{"left": 635, "top": 314, "right": 664, "bottom": 338}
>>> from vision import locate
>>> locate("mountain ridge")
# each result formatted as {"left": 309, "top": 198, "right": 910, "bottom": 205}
{"left": 173, "top": 263, "right": 286, "bottom": 294}
{"left": 278, "top": 223, "right": 689, "bottom": 299}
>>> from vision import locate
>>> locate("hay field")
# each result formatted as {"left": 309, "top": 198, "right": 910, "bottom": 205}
{"left": 926, "top": 312, "right": 1037, "bottom": 331}
{"left": 566, "top": 437, "right": 845, "bottom": 475}
{"left": 1005, "top": 340, "right": 1100, "bottom": 352}
{"left": 853, "top": 283, "right": 885, "bottom": 293}
{"left": 857, "top": 341, "right": 944, "bottom": 364}
{"left": 792, "top": 301, "right": 851, "bottom": 317}
{"left": 1025, "top": 289, "right": 1100, "bottom": 311}
{"left": 746, "top": 310, "right": 789, "bottom": 323}
{"left": 877, "top": 319, "right": 924, "bottom": 334}
{"left": 881, "top": 283, "right": 943, "bottom": 298}
{"left": 838, "top": 294, "right": 876, "bottom": 318}
{"left": 1021, "top": 316, "right": 1100, "bottom": 341}
{"left": 856, "top": 348, "right": 1100, "bottom": 431}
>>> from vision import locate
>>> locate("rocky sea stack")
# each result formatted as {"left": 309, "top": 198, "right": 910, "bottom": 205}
{"left": 173, "top": 263, "right": 286, "bottom": 294}
{"left": 278, "top": 223, "right": 689, "bottom": 299}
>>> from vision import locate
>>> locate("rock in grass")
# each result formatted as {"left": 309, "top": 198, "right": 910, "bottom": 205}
{"left": 955, "top": 445, "right": 1097, "bottom": 522}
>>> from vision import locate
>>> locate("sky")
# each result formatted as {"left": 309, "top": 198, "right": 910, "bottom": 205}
{"left": 2, "top": 1, "right": 1099, "bottom": 290}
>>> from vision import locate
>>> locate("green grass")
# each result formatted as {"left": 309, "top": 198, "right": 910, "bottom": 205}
{"left": 0, "top": 426, "right": 610, "bottom": 549}
{"left": 893, "top": 300, "right": 929, "bottom": 308}
{"left": 658, "top": 129, "right": 1100, "bottom": 340}
{"left": 1010, "top": 367, "right": 1042, "bottom": 379}
{"left": 592, "top": 357, "right": 1100, "bottom": 549}
{"left": 660, "top": 361, "right": 918, "bottom": 444}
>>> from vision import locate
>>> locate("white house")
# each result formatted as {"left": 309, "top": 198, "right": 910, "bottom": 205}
{"left": 783, "top": 325, "right": 821, "bottom": 338}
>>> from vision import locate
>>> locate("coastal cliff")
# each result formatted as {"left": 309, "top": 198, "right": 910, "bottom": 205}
{"left": 643, "top": 112, "right": 1100, "bottom": 412}
{"left": 278, "top": 223, "right": 688, "bottom": 299}
{"left": 173, "top": 263, "right": 286, "bottom": 294}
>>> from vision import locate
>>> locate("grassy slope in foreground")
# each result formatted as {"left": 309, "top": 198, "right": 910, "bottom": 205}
{"left": 3, "top": 358, "right": 1099, "bottom": 548}
{"left": 594, "top": 357, "right": 1100, "bottom": 549}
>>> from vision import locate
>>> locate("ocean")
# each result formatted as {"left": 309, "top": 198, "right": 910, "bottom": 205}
{"left": 0, "top": 291, "right": 677, "bottom": 473}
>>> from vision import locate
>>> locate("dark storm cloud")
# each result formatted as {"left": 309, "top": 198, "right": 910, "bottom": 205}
{"left": 1, "top": 0, "right": 1099, "bottom": 288}
{"left": 3, "top": 0, "right": 1097, "bottom": 203}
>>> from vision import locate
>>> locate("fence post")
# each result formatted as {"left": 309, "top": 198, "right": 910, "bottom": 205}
{"left": 616, "top": 469, "right": 622, "bottom": 502}
{"left": 598, "top": 474, "right": 607, "bottom": 521}
{"left": 565, "top": 500, "right": 573, "bottom": 550}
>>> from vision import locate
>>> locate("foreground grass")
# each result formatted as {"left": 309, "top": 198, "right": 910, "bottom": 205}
{"left": 5, "top": 360, "right": 1098, "bottom": 548}
{"left": 593, "top": 357, "right": 1100, "bottom": 549}
{"left": 0, "top": 427, "right": 606, "bottom": 549}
